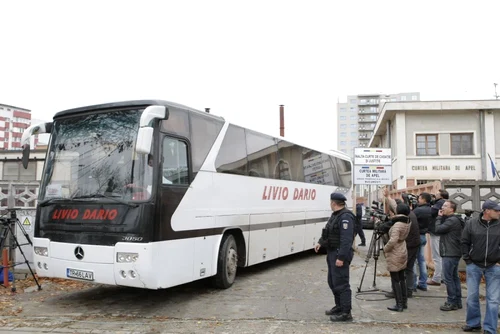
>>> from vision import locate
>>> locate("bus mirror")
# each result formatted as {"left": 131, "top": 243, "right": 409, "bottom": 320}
{"left": 22, "top": 144, "right": 30, "bottom": 169}
{"left": 140, "top": 105, "right": 166, "bottom": 127}
{"left": 136, "top": 127, "right": 154, "bottom": 154}
{"left": 21, "top": 122, "right": 53, "bottom": 169}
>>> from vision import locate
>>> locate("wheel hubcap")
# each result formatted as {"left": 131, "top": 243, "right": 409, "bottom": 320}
{"left": 226, "top": 247, "right": 237, "bottom": 277}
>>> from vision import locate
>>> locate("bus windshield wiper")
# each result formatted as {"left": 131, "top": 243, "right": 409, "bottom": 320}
{"left": 71, "top": 193, "right": 138, "bottom": 208}
{"left": 39, "top": 197, "right": 73, "bottom": 207}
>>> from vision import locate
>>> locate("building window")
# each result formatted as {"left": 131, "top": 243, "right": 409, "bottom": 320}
{"left": 340, "top": 132, "right": 347, "bottom": 137}
{"left": 340, "top": 108, "right": 346, "bottom": 113}
{"left": 350, "top": 99, "right": 357, "bottom": 104}
{"left": 350, "top": 115, "right": 356, "bottom": 120}
{"left": 350, "top": 107, "right": 356, "bottom": 112}
{"left": 340, "top": 124, "right": 347, "bottom": 129}
{"left": 350, "top": 140, "right": 357, "bottom": 146}
{"left": 340, "top": 149, "right": 347, "bottom": 153}
{"left": 417, "top": 179, "right": 436, "bottom": 185}
{"left": 416, "top": 134, "right": 438, "bottom": 156}
{"left": 350, "top": 124, "right": 356, "bottom": 128}
{"left": 412, "top": 95, "right": 418, "bottom": 101}
{"left": 451, "top": 133, "right": 473, "bottom": 155}
{"left": 400, "top": 96, "right": 407, "bottom": 101}
{"left": 339, "top": 116, "right": 346, "bottom": 120}
{"left": 340, "top": 141, "right": 346, "bottom": 146}
{"left": 3, "top": 161, "right": 36, "bottom": 181}
{"left": 351, "top": 132, "right": 357, "bottom": 137}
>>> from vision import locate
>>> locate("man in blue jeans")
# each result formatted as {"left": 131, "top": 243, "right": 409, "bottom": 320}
{"left": 430, "top": 200, "right": 464, "bottom": 311}
{"left": 412, "top": 192, "right": 432, "bottom": 291}
{"left": 460, "top": 200, "right": 500, "bottom": 333}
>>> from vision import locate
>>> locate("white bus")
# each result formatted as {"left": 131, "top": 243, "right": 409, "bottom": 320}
{"left": 21, "top": 100, "right": 352, "bottom": 290}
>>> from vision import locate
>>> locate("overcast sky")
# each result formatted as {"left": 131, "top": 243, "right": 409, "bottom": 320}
{"left": 1, "top": 1, "right": 499, "bottom": 151}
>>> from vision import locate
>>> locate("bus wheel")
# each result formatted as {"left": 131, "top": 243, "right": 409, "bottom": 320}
{"left": 213, "top": 234, "right": 238, "bottom": 289}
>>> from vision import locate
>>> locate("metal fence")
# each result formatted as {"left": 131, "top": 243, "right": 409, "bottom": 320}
{"left": 0, "top": 181, "right": 39, "bottom": 271}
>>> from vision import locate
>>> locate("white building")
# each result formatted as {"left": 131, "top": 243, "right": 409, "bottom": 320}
{"left": 369, "top": 100, "right": 500, "bottom": 190}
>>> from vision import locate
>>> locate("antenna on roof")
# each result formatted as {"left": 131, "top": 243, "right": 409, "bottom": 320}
{"left": 494, "top": 83, "right": 499, "bottom": 100}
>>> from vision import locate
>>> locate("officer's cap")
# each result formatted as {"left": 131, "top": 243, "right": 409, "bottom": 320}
{"left": 330, "top": 192, "right": 347, "bottom": 202}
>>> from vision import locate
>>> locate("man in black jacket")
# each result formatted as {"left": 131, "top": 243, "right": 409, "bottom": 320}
{"left": 430, "top": 200, "right": 464, "bottom": 311}
{"left": 412, "top": 192, "right": 432, "bottom": 291}
{"left": 355, "top": 202, "right": 366, "bottom": 246}
{"left": 460, "top": 200, "right": 500, "bottom": 333}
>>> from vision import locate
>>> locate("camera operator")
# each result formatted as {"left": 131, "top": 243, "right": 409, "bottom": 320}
{"left": 427, "top": 189, "right": 449, "bottom": 287}
{"left": 383, "top": 194, "right": 420, "bottom": 300}
{"left": 383, "top": 203, "right": 412, "bottom": 312}
{"left": 412, "top": 192, "right": 432, "bottom": 292}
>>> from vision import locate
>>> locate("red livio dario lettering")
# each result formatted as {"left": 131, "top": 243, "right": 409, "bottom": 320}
{"left": 261, "top": 186, "right": 316, "bottom": 200}
{"left": 51, "top": 208, "right": 118, "bottom": 220}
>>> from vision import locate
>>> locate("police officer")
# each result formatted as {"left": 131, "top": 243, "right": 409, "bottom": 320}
{"left": 314, "top": 192, "right": 355, "bottom": 322}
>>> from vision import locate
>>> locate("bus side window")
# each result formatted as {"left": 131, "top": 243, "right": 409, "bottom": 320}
{"left": 162, "top": 137, "right": 189, "bottom": 185}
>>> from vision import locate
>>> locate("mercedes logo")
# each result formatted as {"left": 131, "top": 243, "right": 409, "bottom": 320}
{"left": 74, "top": 246, "right": 84, "bottom": 260}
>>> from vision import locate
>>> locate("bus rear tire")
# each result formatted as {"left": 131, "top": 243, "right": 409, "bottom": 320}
{"left": 213, "top": 234, "right": 238, "bottom": 289}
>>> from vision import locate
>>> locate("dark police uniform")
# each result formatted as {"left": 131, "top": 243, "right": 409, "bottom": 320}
{"left": 318, "top": 192, "right": 355, "bottom": 322}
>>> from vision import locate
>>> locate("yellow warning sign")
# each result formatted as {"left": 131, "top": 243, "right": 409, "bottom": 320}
{"left": 23, "top": 217, "right": 31, "bottom": 226}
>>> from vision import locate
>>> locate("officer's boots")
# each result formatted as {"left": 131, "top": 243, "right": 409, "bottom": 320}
{"left": 387, "top": 279, "right": 404, "bottom": 312}
{"left": 329, "top": 312, "right": 353, "bottom": 322}
{"left": 325, "top": 306, "right": 341, "bottom": 316}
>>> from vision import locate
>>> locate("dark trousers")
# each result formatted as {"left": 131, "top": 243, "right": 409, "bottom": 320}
{"left": 327, "top": 250, "right": 351, "bottom": 313}
{"left": 354, "top": 219, "right": 366, "bottom": 244}
{"left": 442, "top": 256, "right": 462, "bottom": 306}
{"left": 406, "top": 246, "right": 418, "bottom": 294}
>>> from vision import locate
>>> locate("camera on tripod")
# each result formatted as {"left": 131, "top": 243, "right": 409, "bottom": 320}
{"left": 366, "top": 201, "right": 390, "bottom": 235}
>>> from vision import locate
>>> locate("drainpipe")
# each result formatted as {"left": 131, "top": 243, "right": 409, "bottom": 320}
{"left": 387, "top": 120, "right": 391, "bottom": 148}
{"left": 279, "top": 105, "right": 285, "bottom": 137}
{"left": 479, "top": 110, "right": 486, "bottom": 180}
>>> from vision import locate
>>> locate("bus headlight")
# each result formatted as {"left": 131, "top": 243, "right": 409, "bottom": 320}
{"left": 116, "top": 252, "right": 139, "bottom": 263}
{"left": 34, "top": 247, "right": 49, "bottom": 257}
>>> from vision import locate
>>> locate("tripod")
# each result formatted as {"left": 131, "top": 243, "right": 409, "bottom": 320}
{"left": 356, "top": 228, "right": 385, "bottom": 293}
{"left": 0, "top": 209, "right": 41, "bottom": 292}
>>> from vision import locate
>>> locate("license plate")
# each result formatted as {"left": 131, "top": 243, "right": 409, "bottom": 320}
{"left": 66, "top": 268, "right": 94, "bottom": 281}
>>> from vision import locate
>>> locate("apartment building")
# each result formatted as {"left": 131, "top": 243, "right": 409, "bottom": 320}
{"left": 337, "top": 92, "right": 420, "bottom": 156}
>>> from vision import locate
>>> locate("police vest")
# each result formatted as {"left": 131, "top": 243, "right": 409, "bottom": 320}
{"left": 328, "top": 210, "right": 355, "bottom": 249}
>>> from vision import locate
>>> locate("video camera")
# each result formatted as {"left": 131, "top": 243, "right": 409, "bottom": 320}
{"left": 402, "top": 192, "right": 418, "bottom": 208}
{"left": 367, "top": 201, "right": 389, "bottom": 233}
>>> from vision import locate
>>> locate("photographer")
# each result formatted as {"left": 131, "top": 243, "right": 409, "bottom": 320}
{"left": 429, "top": 200, "right": 464, "bottom": 311}
{"left": 427, "top": 189, "right": 448, "bottom": 287}
{"left": 383, "top": 203, "right": 411, "bottom": 312}
{"left": 412, "top": 192, "right": 432, "bottom": 291}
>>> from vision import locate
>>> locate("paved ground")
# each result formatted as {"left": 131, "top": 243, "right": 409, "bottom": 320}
{"left": 0, "top": 230, "right": 496, "bottom": 333}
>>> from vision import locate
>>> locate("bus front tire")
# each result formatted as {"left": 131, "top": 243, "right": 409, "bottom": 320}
{"left": 213, "top": 234, "right": 238, "bottom": 289}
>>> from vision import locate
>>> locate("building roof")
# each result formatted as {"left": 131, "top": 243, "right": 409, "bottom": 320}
{"left": 369, "top": 99, "right": 500, "bottom": 147}
{"left": 0, "top": 103, "right": 31, "bottom": 112}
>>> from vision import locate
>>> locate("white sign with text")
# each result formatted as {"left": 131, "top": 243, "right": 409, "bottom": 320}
{"left": 354, "top": 148, "right": 392, "bottom": 166}
{"left": 354, "top": 165, "right": 392, "bottom": 185}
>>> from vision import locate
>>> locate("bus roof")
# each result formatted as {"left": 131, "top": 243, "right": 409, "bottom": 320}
{"left": 52, "top": 99, "right": 349, "bottom": 164}
{"left": 53, "top": 99, "right": 225, "bottom": 122}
